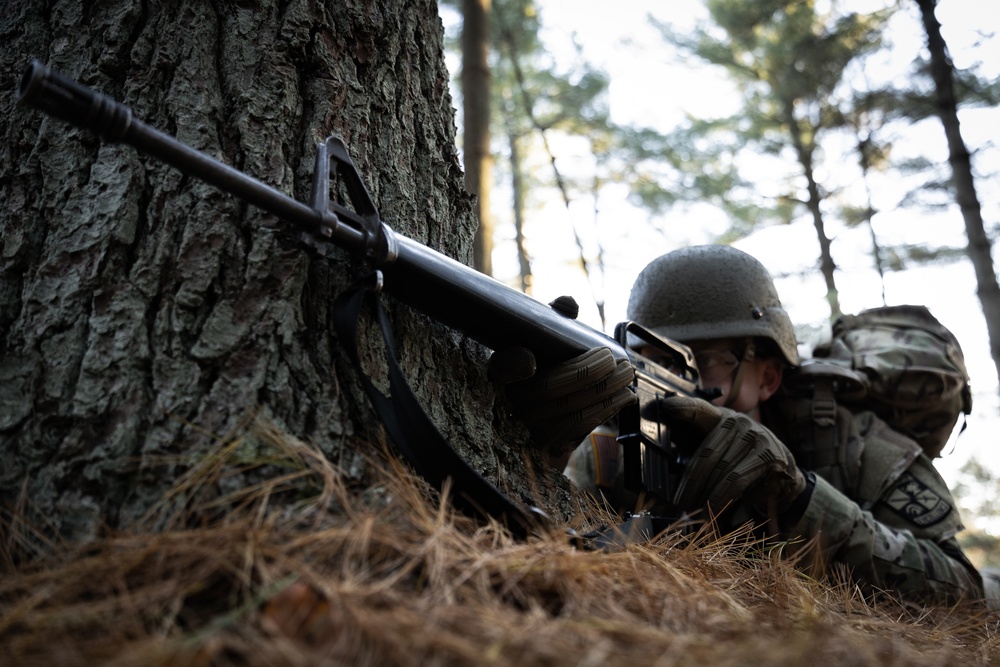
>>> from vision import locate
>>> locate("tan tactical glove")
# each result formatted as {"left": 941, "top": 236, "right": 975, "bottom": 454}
{"left": 659, "top": 396, "right": 806, "bottom": 515}
{"left": 488, "top": 346, "right": 636, "bottom": 450}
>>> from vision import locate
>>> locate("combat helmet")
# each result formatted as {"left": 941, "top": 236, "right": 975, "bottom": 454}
{"left": 627, "top": 245, "right": 799, "bottom": 366}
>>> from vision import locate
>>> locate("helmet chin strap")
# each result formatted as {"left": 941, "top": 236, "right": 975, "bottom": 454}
{"left": 723, "top": 338, "right": 756, "bottom": 410}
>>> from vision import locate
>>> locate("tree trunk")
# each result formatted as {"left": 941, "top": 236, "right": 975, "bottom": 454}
{"left": 461, "top": 0, "right": 494, "bottom": 275}
{"left": 857, "top": 137, "right": 888, "bottom": 307}
{"left": 505, "top": 111, "right": 532, "bottom": 295}
{"left": 0, "top": 0, "right": 561, "bottom": 543}
{"left": 784, "top": 99, "right": 842, "bottom": 320}
{"left": 916, "top": 0, "right": 1000, "bottom": 392}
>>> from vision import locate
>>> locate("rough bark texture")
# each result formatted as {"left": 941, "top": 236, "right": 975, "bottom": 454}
{"left": 0, "top": 0, "right": 566, "bottom": 542}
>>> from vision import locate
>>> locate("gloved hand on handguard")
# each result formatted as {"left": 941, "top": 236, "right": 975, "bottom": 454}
{"left": 488, "top": 345, "right": 636, "bottom": 452}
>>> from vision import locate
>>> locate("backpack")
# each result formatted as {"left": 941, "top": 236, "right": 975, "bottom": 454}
{"left": 796, "top": 304, "right": 973, "bottom": 459}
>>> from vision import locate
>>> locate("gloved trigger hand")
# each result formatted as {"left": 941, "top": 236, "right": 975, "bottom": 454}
{"left": 672, "top": 409, "right": 806, "bottom": 516}
{"left": 488, "top": 346, "right": 636, "bottom": 450}
{"left": 645, "top": 394, "right": 724, "bottom": 449}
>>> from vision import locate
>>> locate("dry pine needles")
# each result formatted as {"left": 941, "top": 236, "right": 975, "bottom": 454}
{"left": 1, "top": 416, "right": 998, "bottom": 666}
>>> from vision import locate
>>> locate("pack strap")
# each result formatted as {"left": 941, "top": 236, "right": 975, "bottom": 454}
{"left": 332, "top": 272, "right": 543, "bottom": 539}
{"left": 783, "top": 361, "right": 868, "bottom": 490}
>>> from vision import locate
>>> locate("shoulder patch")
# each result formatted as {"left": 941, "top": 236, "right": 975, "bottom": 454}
{"left": 883, "top": 472, "right": 952, "bottom": 527}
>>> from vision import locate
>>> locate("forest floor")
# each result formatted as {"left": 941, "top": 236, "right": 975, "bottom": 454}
{"left": 1, "top": 417, "right": 998, "bottom": 666}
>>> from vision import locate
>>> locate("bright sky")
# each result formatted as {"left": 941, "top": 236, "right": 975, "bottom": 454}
{"left": 442, "top": 1, "right": 1000, "bottom": 526}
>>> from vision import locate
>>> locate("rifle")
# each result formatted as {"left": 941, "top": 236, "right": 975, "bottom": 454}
{"left": 16, "top": 60, "right": 715, "bottom": 539}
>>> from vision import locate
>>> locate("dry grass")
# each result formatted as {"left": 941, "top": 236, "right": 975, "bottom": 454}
{"left": 1, "top": 417, "right": 998, "bottom": 666}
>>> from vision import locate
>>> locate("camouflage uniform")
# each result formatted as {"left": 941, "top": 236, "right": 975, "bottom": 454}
{"left": 565, "top": 406, "right": 984, "bottom": 603}
{"left": 763, "top": 400, "right": 982, "bottom": 602}
{"left": 565, "top": 245, "right": 990, "bottom": 605}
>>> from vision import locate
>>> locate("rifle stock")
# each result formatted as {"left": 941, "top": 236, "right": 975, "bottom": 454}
{"left": 17, "top": 59, "right": 710, "bottom": 518}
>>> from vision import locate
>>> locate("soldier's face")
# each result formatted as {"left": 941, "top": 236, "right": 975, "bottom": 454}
{"left": 687, "top": 339, "right": 783, "bottom": 420}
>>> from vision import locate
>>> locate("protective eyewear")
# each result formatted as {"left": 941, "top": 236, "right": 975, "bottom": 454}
{"left": 694, "top": 350, "right": 741, "bottom": 387}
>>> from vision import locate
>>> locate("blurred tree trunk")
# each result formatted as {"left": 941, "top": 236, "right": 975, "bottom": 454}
{"left": 462, "top": 0, "right": 494, "bottom": 275}
{"left": 505, "top": 110, "right": 532, "bottom": 294}
{"left": 784, "top": 98, "right": 842, "bottom": 320}
{"left": 0, "top": 0, "right": 560, "bottom": 543}
{"left": 916, "top": 0, "right": 1000, "bottom": 392}
{"left": 856, "top": 134, "right": 888, "bottom": 306}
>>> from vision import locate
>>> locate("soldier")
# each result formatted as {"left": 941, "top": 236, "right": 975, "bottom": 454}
{"left": 501, "top": 245, "right": 993, "bottom": 605}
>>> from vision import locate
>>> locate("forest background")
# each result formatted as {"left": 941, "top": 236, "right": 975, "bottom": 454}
{"left": 438, "top": 0, "right": 1000, "bottom": 538}
{"left": 3, "top": 1, "right": 1000, "bottom": 662}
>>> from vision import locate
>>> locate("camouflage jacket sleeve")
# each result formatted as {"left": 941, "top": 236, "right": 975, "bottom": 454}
{"left": 785, "top": 458, "right": 983, "bottom": 603}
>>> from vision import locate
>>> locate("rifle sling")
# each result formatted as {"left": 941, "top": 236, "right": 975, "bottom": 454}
{"left": 332, "top": 273, "right": 541, "bottom": 540}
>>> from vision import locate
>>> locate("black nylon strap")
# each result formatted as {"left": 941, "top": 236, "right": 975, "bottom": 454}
{"left": 332, "top": 274, "right": 542, "bottom": 539}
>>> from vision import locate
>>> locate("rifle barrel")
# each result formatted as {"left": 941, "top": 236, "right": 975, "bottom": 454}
{"left": 17, "top": 60, "right": 365, "bottom": 251}
{"left": 17, "top": 59, "right": 628, "bottom": 366}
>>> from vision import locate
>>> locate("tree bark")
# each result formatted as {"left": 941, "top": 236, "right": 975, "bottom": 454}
{"left": 916, "top": 0, "right": 1000, "bottom": 392}
{"left": 0, "top": 0, "right": 562, "bottom": 542}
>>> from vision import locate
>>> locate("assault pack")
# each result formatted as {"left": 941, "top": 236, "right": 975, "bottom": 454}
{"left": 792, "top": 304, "right": 973, "bottom": 459}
